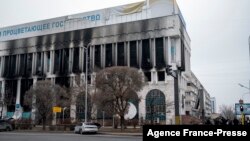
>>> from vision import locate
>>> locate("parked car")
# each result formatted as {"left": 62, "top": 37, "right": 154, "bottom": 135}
{"left": 74, "top": 122, "right": 98, "bottom": 134}
{"left": 0, "top": 120, "right": 13, "bottom": 131}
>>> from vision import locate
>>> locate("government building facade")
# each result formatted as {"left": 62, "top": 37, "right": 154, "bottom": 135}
{"left": 0, "top": 0, "right": 211, "bottom": 124}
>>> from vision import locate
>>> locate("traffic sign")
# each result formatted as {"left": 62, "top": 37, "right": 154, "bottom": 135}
{"left": 53, "top": 106, "right": 62, "bottom": 113}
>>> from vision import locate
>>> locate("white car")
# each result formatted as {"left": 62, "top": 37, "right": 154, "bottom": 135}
{"left": 74, "top": 122, "right": 98, "bottom": 134}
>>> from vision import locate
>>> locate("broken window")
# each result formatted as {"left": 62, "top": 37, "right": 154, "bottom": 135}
{"left": 54, "top": 50, "right": 60, "bottom": 74}
{"left": 73, "top": 47, "right": 80, "bottom": 73}
{"left": 10, "top": 55, "right": 17, "bottom": 77}
{"left": 46, "top": 52, "right": 50, "bottom": 73}
{"left": 94, "top": 45, "right": 101, "bottom": 69}
{"left": 129, "top": 41, "right": 138, "bottom": 68}
{"left": 26, "top": 53, "right": 33, "bottom": 76}
{"left": 105, "top": 44, "right": 113, "bottom": 67}
{"left": 21, "top": 79, "right": 33, "bottom": 111}
{"left": 19, "top": 54, "right": 26, "bottom": 76}
{"left": 144, "top": 71, "right": 151, "bottom": 82}
{"left": 3, "top": 56, "right": 10, "bottom": 77}
{"left": 157, "top": 71, "right": 165, "bottom": 81}
{"left": 5, "top": 80, "right": 17, "bottom": 112}
{"left": 141, "top": 39, "right": 151, "bottom": 70}
{"left": 155, "top": 38, "right": 165, "bottom": 69}
{"left": 55, "top": 77, "right": 70, "bottom": 88}
{"left": 61, "top": 48, "right": 69, "bottom": 75}
{"left": 83, "top": 47, "right": 90, "bottom": 73}
{"left": 36, "top": 52, "right": 44, "bottom": 76}
{"left": 117, "top": 42, "right": 125, "bottom": 66}
{"left": 4, "top": 55, "right": 17, "bottom": 78}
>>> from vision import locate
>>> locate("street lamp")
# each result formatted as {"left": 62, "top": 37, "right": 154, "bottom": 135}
{"left": 84, "top": 43, "right": 91, "bottom": 123}
{"left": 238, "top": 83, "right": 250, "bottom": 90}
{"left": 102, "top": 111, "right": 105, "bottom": 127}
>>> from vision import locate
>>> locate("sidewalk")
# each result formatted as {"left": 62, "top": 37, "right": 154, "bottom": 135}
{"left": 99, "top": 126, "right": 142, "bottom": 136}
{"left": 13, "top": 126, "right": 143, "bottom": 136}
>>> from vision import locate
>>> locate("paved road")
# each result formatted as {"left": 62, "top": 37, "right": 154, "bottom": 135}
{"left": 0, "top": 132, "right": 142, "bottom": 141}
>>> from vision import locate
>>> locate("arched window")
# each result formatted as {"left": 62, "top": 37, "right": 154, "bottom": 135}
{"left": 146, "top": 89, "right": 166, "bottom": 121}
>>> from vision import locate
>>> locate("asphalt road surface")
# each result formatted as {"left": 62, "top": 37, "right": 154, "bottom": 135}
{"left": 0, "top": 132, "right": 142, "bottom": 141}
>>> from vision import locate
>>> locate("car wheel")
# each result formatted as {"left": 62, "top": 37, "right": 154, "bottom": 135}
{"left": 6, "top": 127, "right": 11, "bottom": 131}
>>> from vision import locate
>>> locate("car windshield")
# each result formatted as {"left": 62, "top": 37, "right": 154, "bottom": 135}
{"left": 84, "top": 122, "right": 95, "bottom": 125}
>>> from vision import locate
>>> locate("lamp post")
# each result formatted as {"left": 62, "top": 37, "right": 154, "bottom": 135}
{"left": 238, "top": 83, "right": 250, "bottom": 102}
{"left": 102, "top": 111, "right": 105, "bottom": 127}
{"left": 84, "top": 43, "right": 91, "bottom": 123}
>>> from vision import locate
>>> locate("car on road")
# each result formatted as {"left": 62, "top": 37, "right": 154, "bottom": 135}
{"left": 0, "top": 120, "right": 13, "bottom": 131}
{"left": 74, "top": 122, "right": 98, "bottom": 134}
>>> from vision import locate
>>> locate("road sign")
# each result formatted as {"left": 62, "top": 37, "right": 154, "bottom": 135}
{"left": 53, "top": 106, "right": 62, "bottom": 113}
{"left": 235, "top": 103, "right": 250, "bottom": 115}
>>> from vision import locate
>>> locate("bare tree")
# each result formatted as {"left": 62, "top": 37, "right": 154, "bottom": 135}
{"left": 24, "top": 80, "right": 69, "bottom": 130}
{"left": 219, "top": 104, "right": 235, "bottom": 120}
{"left": 95, "top": 66, "right": 145, "bottom": 130}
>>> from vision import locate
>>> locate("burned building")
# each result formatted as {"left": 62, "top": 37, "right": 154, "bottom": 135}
{"left": 0, "top": 0, "right": 198, "bottom": 124}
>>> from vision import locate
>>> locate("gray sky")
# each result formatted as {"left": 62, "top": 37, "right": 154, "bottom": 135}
{"left": 0, "top": 0, "right": 250, "bottom": 112}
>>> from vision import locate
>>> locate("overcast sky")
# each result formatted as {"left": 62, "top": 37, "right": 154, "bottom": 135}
{"left": 0, "top": 0, "right": 249, "bottom": 112}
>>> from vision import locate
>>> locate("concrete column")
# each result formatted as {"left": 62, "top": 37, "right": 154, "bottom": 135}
{"left": 31, "top": 78, "right": 37, "bottom": 123}
{"left": 79, "top": 47, "right": 83, "bottom": 72}
{"left": 1, "top": 80, "right": 6, "bottom": 118}
{"left": 151, "top": 38, "right": 156, "bottom": 68}
{"left": 101, "top": 44, "right": 105, "bottom": 68}
{"left": 138, "top": 40, "right": 141, "bottom": 68}
{"left": 167, "top": 36, "right": 171, "bottom": 65}
{"left": 69, "top": 48, "right": 73, "bottom": 73}
{"left": 16, "top": 79, "right": 21, "bottom": 105}
{"left": 32, "top": 53, "right": 35, "bottom": 75}
{"left": 0, "top": 57, "right": 3, "bottom": 76}
{"left": 127, "top": 41, "right": 130, "bottom": 67}
{"left": 114, "top": 43, "right": 117, "bottom": 66}
{"left": 50, "top": 51, "right": 54, "bottom": 74}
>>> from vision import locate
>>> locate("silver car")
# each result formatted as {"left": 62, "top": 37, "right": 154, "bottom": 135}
{"left": 0, "top": 121, "right": 13, "bottom": 131}
{"left": 74, "top": 122, "right": 98, "bottom": 134}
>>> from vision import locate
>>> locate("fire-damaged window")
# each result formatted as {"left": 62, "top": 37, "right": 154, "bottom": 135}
{"left": 94, "top": 45, "right": 101, "bottom": 69}
{"left": 36, "top": 52, "right": 43, "bottom": 76}
{"left": 5, "top": 80, "right": 17, "bottom": 112}
{"left": 54, "top": 49, "right": 69, "bottom": 75}
{"left": 144, "top": 71, "right": 151, "bottom": 82}
{"left": 141, "top": 39, "right": 151, "bottom": 70}
{"left": 117, "top": 42, "right": 125, "bottom": 66}
{"left": 10, "top": 55, "right": 17, "bottom": 77}
{"left": 21, "top": 79, "right": 33, "bottom": 111}
{"left": 83, "top": 47, "right": 90, "bottom": 73}
{"left": 19, "top": 53, "right": 33, "bottom": 77}
{"left": 61, "top": 48, "right": 69, "bottom": 75}
{"left": 73, "top": 47, "right": 80, "bottom": 73}
{"left": 3, "top": 56, "right": 10, "bottom": 77}
{"left": 27, "top": 54, "right": 33, "bottom": 76}
{"left": 129, "top": 41, "right": 138, "bottom": 68}
{"left": 155, "top": 38, "right": 165, "bottom": 69}
{"left": 3, "top": 55, "right": 17, "bottom": 78}
{"left": 105, "top": 44, "right": 113, "bottom": 67}
{"left": 158, "top": 71, "right": 165, "bottom": 81}
{"left": 46, "top": 52, "right": 50, "bottom": 73}
{"left": 54, "top": 50, "right": 60, "bottom": 74}
{"left": 55, "top": 77, "right": 70, "bottom": 88}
